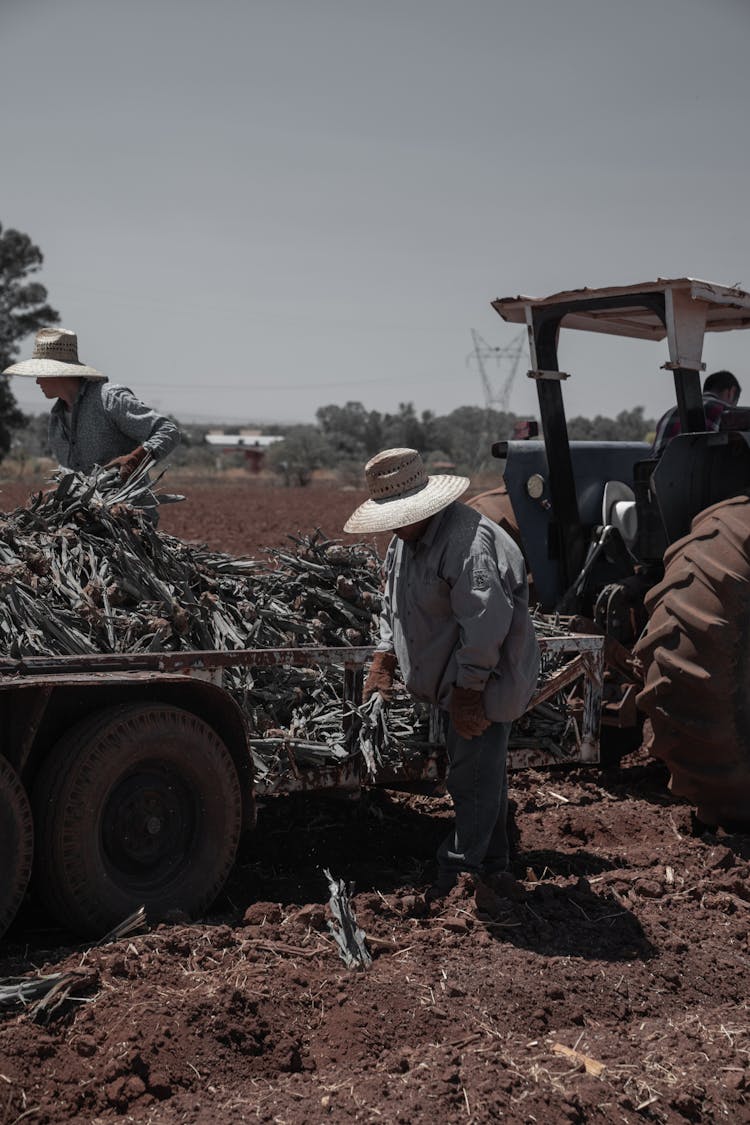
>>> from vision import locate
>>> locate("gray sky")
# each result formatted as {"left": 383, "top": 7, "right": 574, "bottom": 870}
{"left": 3, "top": 0, "right": 749, "bottom": 427}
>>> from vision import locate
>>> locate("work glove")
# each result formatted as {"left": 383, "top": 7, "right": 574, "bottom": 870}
{"left": 104, "top": 444, "right": 149, "bottom": 483}
{"left": 450, "top": 686, "right": 491, "bottom": 739}
{"left": 362, "top": 650, "right": 397, "bottom": 703}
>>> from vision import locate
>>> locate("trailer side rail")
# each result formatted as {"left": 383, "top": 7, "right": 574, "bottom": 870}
{"left": 0, "top": 634, "right": 604, "bottom": 792}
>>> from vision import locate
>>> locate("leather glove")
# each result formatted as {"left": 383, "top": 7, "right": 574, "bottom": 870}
{"left": 450, "top": 686, "right": 491, "bottom": 739}
{"left": 104, "top": 444, "right": 149, "bottom": 482}
{"left": 362, "top": 650, "right": 397, "bottom": 702}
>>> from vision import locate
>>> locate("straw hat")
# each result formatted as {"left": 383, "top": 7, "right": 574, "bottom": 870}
{"left": 344, "top": 448, "right": 469, "bottom": 534}
{"left": 3, "top": 328, "right": 105, "bottom": 379}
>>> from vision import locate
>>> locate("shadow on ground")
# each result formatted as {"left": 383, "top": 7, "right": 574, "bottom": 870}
{"left": 226, "top": 788, "right": 449, "bottom": 910}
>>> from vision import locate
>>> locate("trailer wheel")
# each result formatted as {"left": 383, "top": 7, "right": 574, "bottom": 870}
{"left": 32, "top": 704, "right": 242, "bottom": 936}
{"left": 0, "top": 757, "right": 34, "bottom": 940}
{"left": 635, "top": 494, "right": 750, "bottom": 828}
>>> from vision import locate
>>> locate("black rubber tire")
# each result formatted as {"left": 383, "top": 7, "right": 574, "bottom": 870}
{"left": 31, "top": 703, "right": 243, "bottom": 936}
{"left": 0, "top": 757, "right": 34, "bottom": 940}
{"left": 635, "top": 494, "right": 750, "bottom": 827}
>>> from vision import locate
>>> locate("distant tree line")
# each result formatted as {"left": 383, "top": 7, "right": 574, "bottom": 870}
{"left": 266, "top": 402, "right": 507, "bottom": 486}
{"left": 262, "top": 401, "right": 657, "bottom": 485}
{"left": 7, "top": 397, "right": 657, "bottom": 484}
{"left": 10, "top": 393, "right": 656, "bottom": 486}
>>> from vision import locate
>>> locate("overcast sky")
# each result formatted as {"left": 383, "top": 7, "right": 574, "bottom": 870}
{"left": 2, "top": 0, "right": 749, "bottom": 428}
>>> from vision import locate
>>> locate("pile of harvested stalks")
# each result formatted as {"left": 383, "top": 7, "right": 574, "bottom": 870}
{"left": 0, "top": 468, "right": 417, "bottom": 775}
{"left": 0, "top": 469, "right": 572, "bottom": 778}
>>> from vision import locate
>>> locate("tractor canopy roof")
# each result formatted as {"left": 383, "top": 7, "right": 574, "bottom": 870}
{"left": 493, "top": 278, "right": 750, "bottom": 343}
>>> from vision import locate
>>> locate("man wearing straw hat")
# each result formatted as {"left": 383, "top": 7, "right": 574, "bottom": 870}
{"left": 3, "top": 327, "right": 180, "bottom": 481}
{"left": 345, "top": 448, "right": 540, "bottom": 899}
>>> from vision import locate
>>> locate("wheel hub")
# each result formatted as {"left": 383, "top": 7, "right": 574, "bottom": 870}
{"left": 103, "top": 767, "right": 196, "bottom": 883}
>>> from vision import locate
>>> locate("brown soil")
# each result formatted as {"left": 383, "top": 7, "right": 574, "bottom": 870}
{"left": 1, "top": 478, "right": 749, "bottom": 1124}
{"left": 158, "top": 479, "right": 381, "bottom": 558}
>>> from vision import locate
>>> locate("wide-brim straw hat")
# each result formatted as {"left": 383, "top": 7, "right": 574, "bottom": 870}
{"left": 3, "top": 327, "right": 105, "bottom": 379}
{"left": 344, "top": 447, "right": 470, "bottom": 534}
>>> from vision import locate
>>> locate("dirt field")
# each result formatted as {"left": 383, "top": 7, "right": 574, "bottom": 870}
{"left": 1, "top": 478, "right": 749, "bottom": 1124}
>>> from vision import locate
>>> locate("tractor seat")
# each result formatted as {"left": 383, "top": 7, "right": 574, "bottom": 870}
{"left": 602, "top": 481, "right": 638, "bottom": 553}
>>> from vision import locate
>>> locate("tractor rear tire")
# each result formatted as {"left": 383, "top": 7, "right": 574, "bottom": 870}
{"left": 635, "top": 493, "right": 750, "bottom": 827}
{"left": 0, "top": 757, "right": 34, "bottom": 940}
{"left": 32, "top": 703, "right": 243, "bottom": 936}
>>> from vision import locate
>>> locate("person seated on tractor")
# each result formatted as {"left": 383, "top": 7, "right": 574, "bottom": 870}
{"left": 651, "top": 369, "right": 740, "bottom": 457}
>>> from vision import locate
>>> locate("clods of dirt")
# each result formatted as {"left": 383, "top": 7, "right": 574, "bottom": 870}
{"left": 1, "top": 480, "right": 749, "bottom": 1122}
{"left": 2, "top": 762, "right": 750, "bottom": 1124}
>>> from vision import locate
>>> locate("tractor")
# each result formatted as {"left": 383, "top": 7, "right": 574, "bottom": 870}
{"left": 470, "top": 278, "right": 750, "bottom": 829}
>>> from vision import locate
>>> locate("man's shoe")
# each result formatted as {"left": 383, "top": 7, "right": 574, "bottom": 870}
{"left": 479, "top": 870, "right": 524, "bottom": 902}
{"left": 425, "top": 875, "right": 457, "bottom": 903}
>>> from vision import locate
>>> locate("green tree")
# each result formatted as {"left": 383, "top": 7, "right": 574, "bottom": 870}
{"left": 0, "top": 223, "right": 60, "bottom": 459}
{"left": 381, "top": 402, "right": 434, "bottom": 451}
{"left": 316, "top": 401, "right": 384, "bottom": 459}
{"left": 430, "top": 405, "right": 518, "bottom": 473}
{"left": 567, "top": 406, "right": 654, "bottom": 442}
{"left": 266, "top": 425, "right": 334, "bottom": 486}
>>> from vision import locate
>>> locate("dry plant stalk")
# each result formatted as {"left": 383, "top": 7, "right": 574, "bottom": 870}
{"left": 0, "top": 469, "right": 582, "bottom": 785}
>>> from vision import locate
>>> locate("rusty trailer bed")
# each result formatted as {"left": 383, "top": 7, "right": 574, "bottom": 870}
{"left": 0, "top": 633, "right": 603, "bottom": 797}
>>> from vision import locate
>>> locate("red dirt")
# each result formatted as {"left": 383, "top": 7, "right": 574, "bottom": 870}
{"left": 157, "top": 479, "right": 381, "bottom": 558}
{"left": 1, "top": 478, "right": 749, "bottom": 1124}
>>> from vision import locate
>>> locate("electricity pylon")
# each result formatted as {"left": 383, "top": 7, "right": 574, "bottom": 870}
{"left": 467, "top": 328, "right": 527, "bottom": 414}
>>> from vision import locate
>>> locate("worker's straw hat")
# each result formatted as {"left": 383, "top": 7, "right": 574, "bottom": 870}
{"left": 3, "top": 328, "right": 106, "bottom": 379}
{"left": 344, "top": 448, "right": 470, "bottom": 534}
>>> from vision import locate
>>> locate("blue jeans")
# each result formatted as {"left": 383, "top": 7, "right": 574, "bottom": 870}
{"left": 436, "top": 719, "right": 512, "bottom": 884}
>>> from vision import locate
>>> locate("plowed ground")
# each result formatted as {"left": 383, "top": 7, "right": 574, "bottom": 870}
{"left": 1, "top": 478, "right": 749, "bottom": 1124}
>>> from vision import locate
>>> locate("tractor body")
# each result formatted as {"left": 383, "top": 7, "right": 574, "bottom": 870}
{"left": 478, "top": 279, "right": 750, "bottom": 823}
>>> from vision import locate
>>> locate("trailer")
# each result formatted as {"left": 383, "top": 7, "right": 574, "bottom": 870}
{"left": 0, "top": 631, "right": 602, "bottom": 940}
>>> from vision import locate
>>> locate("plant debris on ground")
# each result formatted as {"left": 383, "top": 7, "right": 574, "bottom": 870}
{"left": 1, "top": 473, "right": 747, "bottom": 1123}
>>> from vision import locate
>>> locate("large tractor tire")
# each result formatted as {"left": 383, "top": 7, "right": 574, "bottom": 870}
{"left": 0, "top": 757, "right": 34, "bottom": 940}
{"left": 635, "top": 494, "right": 750, "bottom": 828}
{"left": 32, "top": 704, "right": 243, "bottom": 936}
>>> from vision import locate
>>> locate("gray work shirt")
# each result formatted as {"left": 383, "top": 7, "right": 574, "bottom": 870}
{"left": 48, "top": 381, "right": 180, "bottom": 473}
{"left": 377, "top": 501, "right": 540, "bottom": 721}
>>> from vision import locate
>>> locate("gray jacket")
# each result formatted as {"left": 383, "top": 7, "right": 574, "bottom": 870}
{"left": 48, "top": 381, "right": 180, "bottom": 472}
{"left": 377, "top": 501, "right": 540, "bottom": 721}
